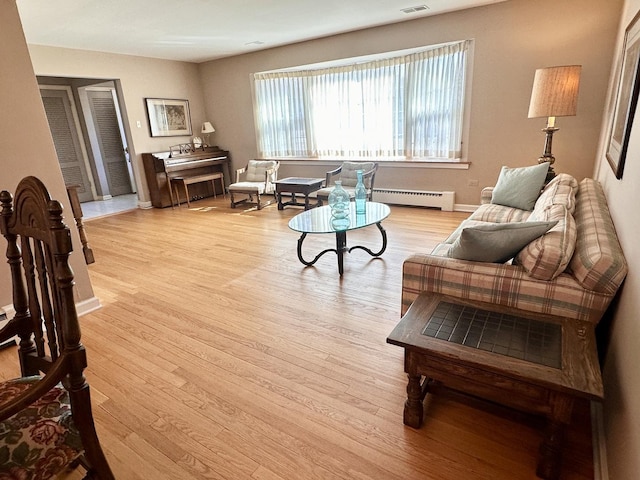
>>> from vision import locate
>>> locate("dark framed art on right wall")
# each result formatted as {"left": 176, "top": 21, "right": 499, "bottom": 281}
{"left": 607, "top": 10, "right": 640, "bottom": 179}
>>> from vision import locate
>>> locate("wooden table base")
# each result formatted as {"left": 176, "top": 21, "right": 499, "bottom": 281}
{"left": 274, "top": 177, "right": 324, "bottom": 210}
{"left": 295, "top": 222, "right": 387, "bottom": 275}
{"left": 387, "top": 293, "right": 603, "bottom": 480}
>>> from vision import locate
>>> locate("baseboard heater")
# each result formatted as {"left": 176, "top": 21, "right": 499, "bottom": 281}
{"left": 372, "top": 188, "right": 455, "bottom": 211}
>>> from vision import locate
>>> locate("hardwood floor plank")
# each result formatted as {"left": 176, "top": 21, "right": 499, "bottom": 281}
{"left": 250, "top": 466, "right": 287, "bottom": 480}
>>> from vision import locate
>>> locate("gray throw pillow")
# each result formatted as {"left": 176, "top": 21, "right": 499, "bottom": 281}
{"left": 491, "top": 162, "right": 550, "bottom": 210}
{"left": 448, "top": 220, "right": 558, "bottom": 263}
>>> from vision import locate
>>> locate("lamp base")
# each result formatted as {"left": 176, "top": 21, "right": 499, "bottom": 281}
{"left": 537, "top": 126, "right": 558, "bottom": 183}
{"left": 537, "top": 154, "right": 555, "bottom": 166}
{"left": 537, "top": 156, "right": 556, "bottom": 184}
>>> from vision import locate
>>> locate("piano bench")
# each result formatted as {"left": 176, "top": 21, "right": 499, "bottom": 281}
{"left": 171, "top": 172, "right": 225, "bottom": 208}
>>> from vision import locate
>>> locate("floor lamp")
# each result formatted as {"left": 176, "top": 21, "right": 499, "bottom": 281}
{"left": 528, "top": 65, "right": 581, "bottom": 180}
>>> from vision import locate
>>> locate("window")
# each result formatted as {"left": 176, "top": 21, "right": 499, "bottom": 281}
{"left": 253, "top": 40, "right": 470, "bottom": 161}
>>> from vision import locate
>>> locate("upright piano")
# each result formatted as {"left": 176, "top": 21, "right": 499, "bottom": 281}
{"left": 142, "top": 145, "right": 231, "bottom": 208}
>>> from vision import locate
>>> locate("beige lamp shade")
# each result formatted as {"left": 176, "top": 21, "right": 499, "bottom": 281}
{"left": 201, "top": 122, "right": 215, "bottom": 134}
{"left": 528, "top": 65, "right": 581, "bottom": 119}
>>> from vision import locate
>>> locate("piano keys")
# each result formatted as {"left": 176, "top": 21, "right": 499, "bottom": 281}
{"left": 142, "top": 145, "right": 231, "bottom": 208}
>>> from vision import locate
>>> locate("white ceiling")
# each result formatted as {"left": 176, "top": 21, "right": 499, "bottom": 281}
{"left": 16, "top": 0, "right": 506, "bottom": 63}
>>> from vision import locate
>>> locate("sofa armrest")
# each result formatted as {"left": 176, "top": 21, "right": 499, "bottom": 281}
{"left": 401, "top": 253, "right": 612, "bottom": 323}
{"left": 235, "top": 165, "right": 247, "bottom": 183}
{"left": 480, "top": 187, "right": 493, "bottom": 205}
{"left": 264, "top": 163, "right": 279, "bottom": 193}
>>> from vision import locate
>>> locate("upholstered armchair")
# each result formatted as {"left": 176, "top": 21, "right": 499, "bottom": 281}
{"left": 316, "top": 162, "right": 378, "bottom": 205}
{"left": 228, "top": 160, "right": 280, "bottom": 210}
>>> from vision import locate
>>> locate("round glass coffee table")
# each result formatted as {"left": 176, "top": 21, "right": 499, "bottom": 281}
{"left": 288, "top": 202, "right": 390, "bottom": 275}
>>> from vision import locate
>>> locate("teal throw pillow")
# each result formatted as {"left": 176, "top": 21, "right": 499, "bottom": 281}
{"left": 491, "top": 162, "right": 550, "bottom": 211}
{"left": 448, "top": 220, "right": 558, "bottom": 263}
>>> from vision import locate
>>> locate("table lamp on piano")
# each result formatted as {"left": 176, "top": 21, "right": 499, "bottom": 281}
{"left": 201, "top": 122, "right": 215, "bottom": 147}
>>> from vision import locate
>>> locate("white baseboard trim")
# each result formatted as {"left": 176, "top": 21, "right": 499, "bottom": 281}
{"left": 138, "top": 200, "right": 153, "bottom": 209}
{"left": 76, "top": 296, "right": 102, "bottom": 317}
{"left": 1, "top": 296, "right": 101, "bottom": 320}
{"left": 1, "top": 304, "right": 15, "bottom": 319}
{"left": 454, "top": 203, "right": 478, "bottom": 213}
{"left": 591, "top": 401, "right": 609, "bottom": 480}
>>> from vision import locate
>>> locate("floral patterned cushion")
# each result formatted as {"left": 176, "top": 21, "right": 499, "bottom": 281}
{"left": 0, "top": 376, "right": 82, "bottom": 480}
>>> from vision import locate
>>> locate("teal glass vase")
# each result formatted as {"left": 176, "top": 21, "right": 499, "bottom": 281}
{"left": 328, "top": 180, "right": 350, "bottom": 230}
{"left": 354, "top": 169, "right": 366, "bottom": 214}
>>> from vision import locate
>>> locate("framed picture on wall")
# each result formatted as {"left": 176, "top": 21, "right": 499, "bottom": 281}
{"left": 606, "top": 11, "right": 640, "bottom": 179}
{"left": 145, "top": 98, "right": 192, "bottom": 137}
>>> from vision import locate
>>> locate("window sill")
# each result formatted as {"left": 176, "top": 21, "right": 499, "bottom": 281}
{"left": 259, "top": 158, "right": 471, "bottom": 170}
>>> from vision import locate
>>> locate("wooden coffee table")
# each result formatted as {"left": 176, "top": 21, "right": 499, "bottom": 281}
{"left": 386, "top": 293, "right": 603, "bottom": 480}
{"left": 274, "top": 177, "right": 324, "bottom": 210}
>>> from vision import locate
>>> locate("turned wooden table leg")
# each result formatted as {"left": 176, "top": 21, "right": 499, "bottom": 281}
{"left": 537, "top": 420, "right": 565, "bottom": 480}
{"left": 537, "top": 392, "right": 574, "bottom": 480}
{"left": 403, "top": 373, "right": 424, "bottom": 428}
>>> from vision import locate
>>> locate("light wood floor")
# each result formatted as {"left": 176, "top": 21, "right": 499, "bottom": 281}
{"left": 1, "top": 196, "right": 595, "bottom": 479}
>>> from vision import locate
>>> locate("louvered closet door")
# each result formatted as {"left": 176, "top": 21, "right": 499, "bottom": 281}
{"left": 40, "top": 89, "right": 94, "bottom": 202}
{"left": 87, "top": 90, "right": 133, "bottom": 196}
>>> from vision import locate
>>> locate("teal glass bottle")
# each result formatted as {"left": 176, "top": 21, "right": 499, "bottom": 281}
{"left": 354, "top": 170, "right": 366, "bottom": 214}
{"left": 328, "top": 180, "right": 350, "bottom": 230}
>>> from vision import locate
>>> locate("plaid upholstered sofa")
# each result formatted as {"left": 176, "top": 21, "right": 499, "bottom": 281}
{"left": 402, "top": 174, "right": 628, "bottom": 323}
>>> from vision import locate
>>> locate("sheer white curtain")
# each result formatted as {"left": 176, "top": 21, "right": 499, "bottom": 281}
{"left": 405, "top": 42, "right": 468, "bottom": 159}
{"left": 306, "top": 60, "right": 404, "bottom": 157}
{"left": 253, "top": 73, "right": 309, "bottom": 157}
{"left": 253, "top": 40, "right": 470, "bottom": 160}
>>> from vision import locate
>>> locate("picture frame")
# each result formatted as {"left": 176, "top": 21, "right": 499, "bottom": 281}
{"left": 606, "top": 11, "right": 640, "bottom": 179}
{"left": 145, "top": 98, "right": 192, "bottom": 137}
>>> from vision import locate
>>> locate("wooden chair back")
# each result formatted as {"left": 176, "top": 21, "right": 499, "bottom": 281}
{"left": 0, "top": 176, "right": 114, "bottom": 479}
{"left": 0, "top": 177, "right": 78, "bottom": 377}
{"left": 317, "top": 162, "right": 379, "bottom": 204}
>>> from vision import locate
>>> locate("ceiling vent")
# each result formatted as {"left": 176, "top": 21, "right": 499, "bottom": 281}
{"left": 401, "top": 5, "right": 429, "bottom": 14}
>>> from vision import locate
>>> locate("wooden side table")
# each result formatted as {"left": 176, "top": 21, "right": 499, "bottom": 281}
{"left": 386, "top": 293, "right": 603, "bottom": 480}
{"left": 274, "top": 177, "right": 324, "bottom": 210}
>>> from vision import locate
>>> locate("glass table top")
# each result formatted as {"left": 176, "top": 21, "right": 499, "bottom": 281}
{"left": 288, "top": 202, "right": 390, "bottom": 234}
{"left": 275, "top": 177, "right": 324, "bottom": 186}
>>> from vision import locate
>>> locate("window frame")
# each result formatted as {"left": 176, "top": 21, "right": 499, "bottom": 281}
{"left": 251, "top": 40, "right": 474, "bottom": 163}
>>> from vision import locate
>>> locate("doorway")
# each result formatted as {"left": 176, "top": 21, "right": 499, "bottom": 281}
{"left": 38, "top": 77, "right": 137, "bottom": 209}
{"left": 40, "top": 86, "right": 96, "bottom": 202}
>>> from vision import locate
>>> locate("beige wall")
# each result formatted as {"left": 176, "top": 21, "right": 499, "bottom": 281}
{"left": 198, "top": 0, "right": 622, "bottom": 206}
{"left": 595, "top": 1, "right": 640, "bottom": 478}
{"left": 0, "top": 0, "right": 93, "bottom": 309}
{"left": 28, "top": 45, "right": 208, "bottom": 204}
